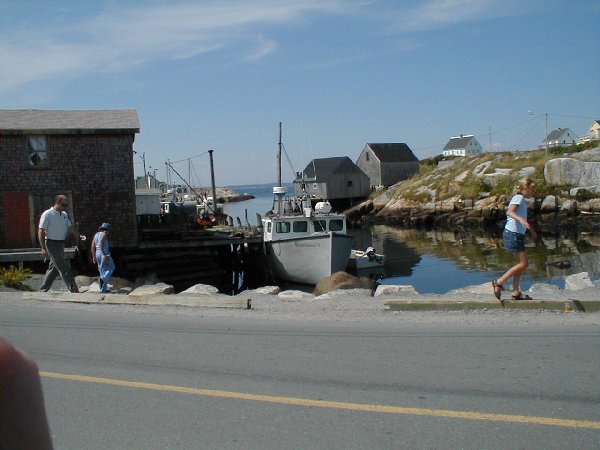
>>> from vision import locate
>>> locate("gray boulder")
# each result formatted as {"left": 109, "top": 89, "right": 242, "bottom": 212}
{"left": 374, "top": 284, "right": 419, "bottom": 297}
{"left": 277, "top": 290, "right": 314, "bottom": 301}
{"left": 254, "top": 285, "right": 281, "bottom": 295}
{"left": 313, "top": 271, "right": 376, "bottom": 296}
{"left": 179, "top": 284, "right": 219, "bottom": 295}
{"left": 518, "top": 166, "right": 536, "bottom": 177}
{"left": 540, "top": 195, "right": 558, "bottom": 212}
{"left": 564, "top": 272, "right": 594, "bottom": 291}
{"left": 129, "top": 282, "right": 175, "bottom": 296}
{"left": 544, "top": 158, "right": 600, "bottom": 187}
{"left": 571, "top": 147, "right": 600, "bottom": 161}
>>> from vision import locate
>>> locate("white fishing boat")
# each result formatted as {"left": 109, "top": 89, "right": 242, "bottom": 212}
{"left": 261, "top": 124, "right": 353, "bottom": 285}
{"left": 347, "top": 247, "right": 385, "bottom": 270}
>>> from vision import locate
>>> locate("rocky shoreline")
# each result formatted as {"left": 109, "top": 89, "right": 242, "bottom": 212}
{"left": 16, "top": 270, "right": 600, "bottom": 304}
{"left": 347, "top": 199, "right": 600, "bottom": 235}
{"left": 346, "top": 147, "right": 600, "bottom": 235}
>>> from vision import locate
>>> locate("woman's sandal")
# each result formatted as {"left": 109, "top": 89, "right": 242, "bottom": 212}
{"left": 492, "top": 280, "right": 504, "bottom": 300}
{"left": 511, "top": 292, "right": 532, "bottom": 300}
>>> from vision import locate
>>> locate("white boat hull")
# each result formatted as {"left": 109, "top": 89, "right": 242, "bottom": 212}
{"left": 265, "top": 232, "right": 354, "bottom": 285}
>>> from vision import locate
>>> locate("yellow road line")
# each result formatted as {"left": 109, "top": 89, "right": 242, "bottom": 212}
{"left": 40, "top": 371, "right": 600, "bottom": 430}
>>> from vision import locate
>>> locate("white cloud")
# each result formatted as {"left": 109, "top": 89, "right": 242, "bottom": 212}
{"left": 0, "top": 0, "right": 526, "bottom": 94}
{"left": 244, "top": 35, "right": 278, "bottom": 62}
{"left": 0, "top": 0, "right": 352, "bottom": 93}
{"left": 392, "top": 0, "right": 520, "bottom": 31}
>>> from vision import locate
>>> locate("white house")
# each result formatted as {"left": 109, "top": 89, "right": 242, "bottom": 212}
{"left": 442, "top": 135, "right": 483, "bottom": 157}
{"left": 541, "top": 128, "right": 577, "bottom": 149}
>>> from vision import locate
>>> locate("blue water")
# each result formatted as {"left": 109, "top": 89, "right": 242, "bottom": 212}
{"left": 225, "top": 184, "right": 600, "bottom": 294}
{"left": 223, "top": 183, "right": 293, "bottom": 226}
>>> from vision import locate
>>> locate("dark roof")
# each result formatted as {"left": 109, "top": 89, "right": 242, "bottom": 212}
{"left": 545, "top": 128, "right": 573, "bottom": 141}
{"left": 443, "top": 135, "right": 476, "bottom": 150}
{"left": 302, "top": 156, "right": 364, "bottom": 179}
{"left": 0, "top": 109, "right": 140, "bottom": 134}
{"left": 365, "top": 143, "right": 418, "bottom": 162}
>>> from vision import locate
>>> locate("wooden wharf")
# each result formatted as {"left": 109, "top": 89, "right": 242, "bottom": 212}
{"left": 0, "top": 226, "right": 267, "bottom": 295}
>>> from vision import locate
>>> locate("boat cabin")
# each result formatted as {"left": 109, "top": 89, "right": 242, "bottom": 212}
{"left": 263, "top": 214, "right": 347, "bottom": 241}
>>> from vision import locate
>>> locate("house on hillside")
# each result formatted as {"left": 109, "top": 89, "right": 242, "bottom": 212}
{"left": 356, "top": 143, "right": 419, "bottom": 188}
{"left": 0, "top": 109, "right": 140, "bottom": 249}
{"left": 576, "top": 120, "right": 600, "bottom": 144}
{"left": 541, "top": 128, "right": 577, "bottom": 149}
{"left": 442, "top": 135, "right": 483, "bottom": 157}
{"left": 293, "top": 156, "right": 370, "bottom": 201}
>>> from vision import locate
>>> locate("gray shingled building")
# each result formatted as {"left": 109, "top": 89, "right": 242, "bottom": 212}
{"left": 0, "top": 109, "right": 140, "bottom": 249}
{"left": 356, "top": 143, "right": 419, "bottom": 188}
{"left": 293, "top": 156, "right": 370, "bottom": 201}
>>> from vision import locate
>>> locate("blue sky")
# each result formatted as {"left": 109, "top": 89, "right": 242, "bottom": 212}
{"left": 1, "top": 0, "right": 598, "bottom": 186}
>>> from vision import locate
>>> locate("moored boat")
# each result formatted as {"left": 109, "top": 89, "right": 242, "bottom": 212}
{"left": 262, "top": 196, "right": 354, "bottom": 284}
{"left": 261, "top": 123, "right": 353, "bottom": 285}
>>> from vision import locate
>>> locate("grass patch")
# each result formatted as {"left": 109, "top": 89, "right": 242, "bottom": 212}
{"left": 460, "top": 177, "right": 490, "bottom": 199}
{"left": 0, "top": 265, "right": 34, "bottom": 291}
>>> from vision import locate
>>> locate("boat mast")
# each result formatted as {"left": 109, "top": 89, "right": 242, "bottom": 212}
{"left": 277, "top": 122, "right": 283, "bottom": 214}
{"left": 208, "top": 149, "right": 217, "bottom": 214}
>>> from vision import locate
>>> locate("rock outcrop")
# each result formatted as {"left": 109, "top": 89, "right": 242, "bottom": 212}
{"left": 347, "top": 146, "right": 600, "bottom": 233}
{"left": 544, "top": 157, "right": 600, "bottom": 189}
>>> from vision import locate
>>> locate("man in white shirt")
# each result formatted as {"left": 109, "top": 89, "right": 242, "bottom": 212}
{"left": 38, "top": 195, "right": 83, "bottom": 293}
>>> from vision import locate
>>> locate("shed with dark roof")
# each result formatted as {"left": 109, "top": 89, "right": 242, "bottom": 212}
{"left": 293, "top": 156, "right": 370, "bottom": 202}
{"left": 356, "top": 143, "right": 419, "bottom": 188}
{"left": 0, "top": 109, "right": 140, "bottom": 249}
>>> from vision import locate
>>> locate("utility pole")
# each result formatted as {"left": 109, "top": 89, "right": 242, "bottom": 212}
{"left": 545, "top": 113, "right": 549, "bottom": 156}
{"left": 142, "top": 152, "right": 148, "bottom": 188}
{"left": 208, "top": 150, "right": 217, "bottom": 214}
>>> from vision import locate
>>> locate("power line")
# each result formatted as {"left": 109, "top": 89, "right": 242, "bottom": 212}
{"left": 170, "top": 151, "right": 210, "bottom": 165}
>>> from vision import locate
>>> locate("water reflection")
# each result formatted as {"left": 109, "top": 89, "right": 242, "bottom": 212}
{"left": 349, "top": 226, "right": 600, "bottom": 293}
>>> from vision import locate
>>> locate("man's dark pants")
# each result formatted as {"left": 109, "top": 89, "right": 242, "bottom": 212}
{"left": 40, "top": 239, "right": 78, "bottom": 293}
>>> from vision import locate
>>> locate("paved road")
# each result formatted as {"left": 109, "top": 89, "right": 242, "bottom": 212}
{"left": 1, "top": 301, "right": 598, "bottom": 449}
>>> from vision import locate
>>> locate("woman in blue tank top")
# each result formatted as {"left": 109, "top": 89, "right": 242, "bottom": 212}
{"left": 91, "top": 223, "right": 115, "bottom": 293}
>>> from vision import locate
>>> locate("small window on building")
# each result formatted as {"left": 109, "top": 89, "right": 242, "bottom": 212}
{"left": 267, "top": 222, "right": 272, "bottom": 233}
{"left": 347, "top": 180, "right": 353, "bottom": 187}
{"left": 27, "top": 136, "right": 48, "bottom": 168}
{"left": 293, "top": 221, "right": 308, "bottom": 232}
{"left": 329, "top": 219, "right": 343, "bottom": 231}
{"left": 313, "top": 183, "right": 317, "bottom": 189}
{"left": 366, "top": 152, "right": 370, "bottom": 161}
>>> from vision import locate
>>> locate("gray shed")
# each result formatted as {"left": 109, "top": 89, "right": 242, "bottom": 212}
{"left": 293, "top": 156, "right": 370, "bottom": 201}
{"left": 356, "top": 143, "right": 419, "bottom": 188}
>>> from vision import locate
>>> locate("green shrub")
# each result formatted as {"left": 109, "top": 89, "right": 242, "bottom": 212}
{"left": 420, "top": 154, "right": 446, "bottom": 167}
{"left": 492, "top": 175, "right": 518, "bottom": 196}
{"left": 0, "top": 266, "right": 33, "bottom": 290}
{"left": 575, "top": 188, "right": 599, "bottom": 202}
{"left": 404, "top": 190, "right": 432, "bottom": 203}
{"left": 460, "top": 177, "right": 490, "bottom": 199}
